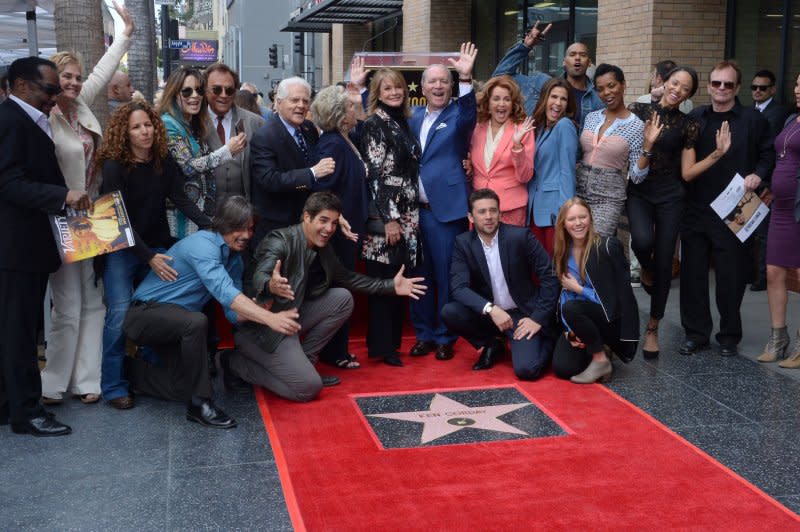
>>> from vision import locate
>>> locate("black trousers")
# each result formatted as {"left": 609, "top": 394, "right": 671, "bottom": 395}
{"left": 440, "top": 302, "right": 554, "bottom": 380}
{"left": 123, "top": 301, "right": 213, "bottom": 403}
{"left": 0, "top": 270, "right": 48, "bottom": 424}
{"left": 365, "top": 260, "right": 404, "bottom": 357}
{"left": 318, "top": 232, "right": 358, "bottom": 364}
{"left": 680, "top": 209, "right": 748, "bottom": 347}
{"left": 626, "top": 193, "right": 683, "bottom": 320}
{"left": 552, "top": 299, "right": 621, "bottom": 379}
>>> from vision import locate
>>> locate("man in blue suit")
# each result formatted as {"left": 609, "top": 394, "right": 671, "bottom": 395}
{"left": 406, "top": 42, "right": 478, "bottom": 361}
{"left": 441, "top": 189, "right": 559, "bottom": 378}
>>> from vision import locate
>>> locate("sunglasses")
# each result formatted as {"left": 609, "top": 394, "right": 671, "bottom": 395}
{"left": 751, "top": 84, "right": 772, "bottom": 91}
{"left": 710, "top": 80, "right": 736, "bottom": 90}
{"left": 31, "top": 80, "right": 63, "bottom": 96}
{"left": 180, "top": 86, "right": 203, "bottom": 98}
{"left": 210, "top": 85, "right": 236, "bottom": 96}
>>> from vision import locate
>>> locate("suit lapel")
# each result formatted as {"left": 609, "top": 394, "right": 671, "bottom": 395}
{"left": 470, "top": 231, "right": 492, "bottom": 288}
{"left": 274, "top": 115, "right": 307, "bottom": 164}
{"left": 497, "top": 224, "right": 513, "bottom": 287}
{"left": 488, "top": 123, "right": 515, "bottom": 174}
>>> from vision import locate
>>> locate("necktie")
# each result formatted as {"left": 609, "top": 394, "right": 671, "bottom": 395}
{"left": 294, "top": 128, "right": 309, "bottom": 161}
{"left": 216, "top": 115, "right": 226, "bottom": 144}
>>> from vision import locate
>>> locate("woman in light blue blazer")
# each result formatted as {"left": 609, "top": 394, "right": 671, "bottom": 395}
{"left": 526, "top": 78, "right": 580, "bottom": 255}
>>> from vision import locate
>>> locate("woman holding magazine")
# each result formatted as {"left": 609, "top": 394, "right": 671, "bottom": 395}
{"left": 40, "top": 1, "right": 133, "bottom": 406}
{"left": 95, "top": 101, "right": 211, "bottom": 409}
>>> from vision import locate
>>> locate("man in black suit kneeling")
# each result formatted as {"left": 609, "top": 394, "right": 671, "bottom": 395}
{"left": 441, "top": 189, "right": 559, "bottom": 379}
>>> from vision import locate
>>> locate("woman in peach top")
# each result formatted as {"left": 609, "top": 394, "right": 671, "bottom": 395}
{"left": 469, "top": 76, "right": 535, "bottom": 226}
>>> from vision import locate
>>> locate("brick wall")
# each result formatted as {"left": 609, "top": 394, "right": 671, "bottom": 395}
{"left": 330, "top": 22, "right": 372, "bottom": 84}
{"left": 403, "top": 0, "right": 470, "bottom": 53}
{"left": 598, "top": 0, "right": 727, "bottom": 106}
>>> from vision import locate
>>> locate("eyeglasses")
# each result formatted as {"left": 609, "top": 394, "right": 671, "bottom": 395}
{"left": 210, "top": 85, "right": 236, "bottom": 96}
{"left": 710, "top": 80, "right": 736, "bottom": 90}
{"left": 30, "top": 80, "right": 63, "bottom": 96}
{"left": 751, "top": 84, "right": 772, "bottom": 92}
{"left": 180, "top": 86, "right": 203, "bottom": 98}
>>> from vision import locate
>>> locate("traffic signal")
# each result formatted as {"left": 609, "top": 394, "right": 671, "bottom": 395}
{"left": 268, "top": 44, "right": 278, "bottom": 68}
{"left": 293, "top": 33, "right": 303, "bottom": 55}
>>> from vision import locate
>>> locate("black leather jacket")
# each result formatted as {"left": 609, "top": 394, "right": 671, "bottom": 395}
{"left": 245, "top": 223, "right": 394, "bottom": 352}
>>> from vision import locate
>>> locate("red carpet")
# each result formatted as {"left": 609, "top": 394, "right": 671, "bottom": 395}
{"left": 257, "top": 337, "right": 800, "bottom": 531}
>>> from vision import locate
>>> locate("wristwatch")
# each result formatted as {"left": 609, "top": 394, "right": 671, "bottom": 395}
{"left": 483, "top": 302, "right": 494, "bottom": 315}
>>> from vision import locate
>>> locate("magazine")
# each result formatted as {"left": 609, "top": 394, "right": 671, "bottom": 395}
{"left": 709, "top": 174, "right": 769, "bottom": 243}
{"left": 49, "top": 190, "right": 135, "bottom": 263}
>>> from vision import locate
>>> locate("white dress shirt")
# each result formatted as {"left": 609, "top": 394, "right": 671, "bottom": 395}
{"left": 209, "top": 107, "right": 232, "bottom": 142}
{"left": 480, "top": 231, "right": 516, "bottom": 311}
{"left": 10, "top": 94, "right": 52, "bottom": 139}
{"left": 755, "top": 98, "right": 773, "bottom": 113}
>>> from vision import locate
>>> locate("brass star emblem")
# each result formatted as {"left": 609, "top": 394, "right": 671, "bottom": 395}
{"left": 407, "top": 81, "right": 418, "bottom": 93}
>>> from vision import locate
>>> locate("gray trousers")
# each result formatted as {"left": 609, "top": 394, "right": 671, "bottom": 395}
{"left": 230, "top": 288, "right": 353, "bottom": 402}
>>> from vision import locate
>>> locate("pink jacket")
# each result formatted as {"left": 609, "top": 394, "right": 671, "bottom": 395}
{"left": 470, "top": 120, "right": 535, "bottom": 212}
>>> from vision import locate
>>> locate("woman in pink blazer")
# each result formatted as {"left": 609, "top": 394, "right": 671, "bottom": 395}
{"left": 470, "top": 76, "right": 536, "bottom": 226}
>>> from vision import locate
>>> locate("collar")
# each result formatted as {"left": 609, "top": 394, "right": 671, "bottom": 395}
{"left": 701, "top": 99, "right": 743, "bottom": 117}
{"left": 755, "top": 98, "right": 773, "bottom": 112}
{"left": 425, "top": 105, "right": 445, "bottom": 118}
{"left": 278, "top": 114, "right": 300, "bottom": 136}
{"left": 478, "top": 228, "right": 499, "bottom": 250}
{"left": 208, "top": 107, "right": 233, "bottom": 121}
{"left": 563, "top": 72, "right": 594, "bottom": 91}
{"left": 9, "top": 93, "right": 46, "bottom": 125}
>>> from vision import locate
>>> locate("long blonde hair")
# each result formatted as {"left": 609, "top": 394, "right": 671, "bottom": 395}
{"left": 366, "top": 68, "right": 411, "bottom": 117}
{"left": 553, "top": 198, "right": 600, "bottom": 282}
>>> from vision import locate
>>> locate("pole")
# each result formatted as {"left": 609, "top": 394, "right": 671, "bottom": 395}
{"left": 161, "top": 4, "right": 171, "bottom": 80}
{"left": 25, "top": 11, "right": 37, "bottom": 57}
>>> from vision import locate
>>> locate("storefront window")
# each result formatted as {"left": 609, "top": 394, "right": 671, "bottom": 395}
{"left": 784, "top": 2, "right": 800, "bottom": 106}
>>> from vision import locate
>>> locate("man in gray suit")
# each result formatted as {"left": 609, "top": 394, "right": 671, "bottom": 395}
{"left": 203, "top": 62, "right": 265, "bottom": 204}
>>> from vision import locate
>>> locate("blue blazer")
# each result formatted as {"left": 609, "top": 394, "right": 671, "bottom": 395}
{"left": 449, "top": 223, "right": 559, "bottom": 331}
{"left": 409, "top": 90, "right": 477, "bottom": 223}
{"left": 527, "top": 117, "right": 579, "bottom": 227}
{"left": 311, "top": 129, "right": 369, "bottom": 237}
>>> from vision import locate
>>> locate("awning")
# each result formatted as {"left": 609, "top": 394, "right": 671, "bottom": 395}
{"left": 282, "top": 0, "right": 403, "bottom": 33}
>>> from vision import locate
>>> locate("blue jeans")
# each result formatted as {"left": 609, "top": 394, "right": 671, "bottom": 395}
{"left": 101, "top": 248, "right": 163, "bottom": 400}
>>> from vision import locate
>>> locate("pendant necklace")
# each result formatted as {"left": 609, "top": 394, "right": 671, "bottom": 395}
{"left": 779, "top": 119, "right": 800, "bottom": 159}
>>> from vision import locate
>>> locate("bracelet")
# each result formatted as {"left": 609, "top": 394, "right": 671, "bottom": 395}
{"left": 459, "top": 77, "right": 472, "bottom": 83}
{"left": 642, "top": 149, "right": 654, "bottom": 158}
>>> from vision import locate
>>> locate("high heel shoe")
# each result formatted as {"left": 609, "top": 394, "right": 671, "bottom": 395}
{"left": 758, "top": 326, "right": 790, "bottom": 363}
{"left": 642, "top": 325, "right": 659, "bottom": 359}
{"left": 570, "top": 359, "right": 612, "bottom": 384}
{"left": 778, "top": 330, "right": 800, "bottom": 369}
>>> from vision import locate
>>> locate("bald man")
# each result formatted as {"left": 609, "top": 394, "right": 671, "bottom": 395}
{"left": 107, "top": 70, "right": 133, "bottom": 112}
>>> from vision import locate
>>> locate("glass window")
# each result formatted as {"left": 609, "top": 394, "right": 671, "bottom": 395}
{"left": 784, "top": 1, "right": 800, "bottom": 106}
{"left": 474, "top": 0, "right": 524, "bottom": 81}
{"left": 733, "top": 0, "right": 785, "bottom": 105}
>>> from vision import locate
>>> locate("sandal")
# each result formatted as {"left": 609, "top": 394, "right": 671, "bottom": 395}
{"left": 79, "top": 393, "right": 100, "bottom": 404}
{"left": 334, "top": 353, "right": 360, "bottom": 369}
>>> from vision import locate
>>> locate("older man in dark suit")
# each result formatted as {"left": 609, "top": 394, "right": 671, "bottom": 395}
{"left": 249, "top": 77, "right": 335, "bottom": 247}
{"left": 441, "top": 189, "right": 559, "bottom": 379}
{"left": 0, "top": 57, "right": 90, "bottom": 436}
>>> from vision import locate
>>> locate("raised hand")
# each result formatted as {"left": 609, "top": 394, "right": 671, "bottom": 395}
{"left": 512, "top": 116, "right": 536, "bottom": 146}
{"left": 111, "top": 0, "right": 134, "bottom": 38}
{"left": 447, "top": 42, "right": 477, "bottom": 79}
{"left": 715, "top": 120, "right": 731, "bottom": 156}
{"left": 523, "top": 21, "right": 552, "bottom": 48}
{"left": 392, "top": 264, "right": 427, "bottom": 300}
{"left": 643, "top": 112, "right": 663, "bottom": 149}
{"left": 268, "top": 259, "right": 295, "bottom": 300}
{"left": 349, "top": 55, "right": 369, "bottom": 90}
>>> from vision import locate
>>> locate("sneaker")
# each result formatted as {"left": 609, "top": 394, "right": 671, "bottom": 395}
{"left": 630, "top": 274, "right": 641, "bottom": 288}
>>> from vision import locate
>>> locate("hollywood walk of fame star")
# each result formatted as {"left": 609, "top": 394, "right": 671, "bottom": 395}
{"left": 368, "top": 393, "right": 530, "bottom": 444}
{"left": 407, "top": 81, "right": 418, "bottom": 93}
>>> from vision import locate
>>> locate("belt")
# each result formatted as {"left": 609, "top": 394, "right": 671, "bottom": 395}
{"left": 419, "top": 202, "right": 431, "bottom": 210}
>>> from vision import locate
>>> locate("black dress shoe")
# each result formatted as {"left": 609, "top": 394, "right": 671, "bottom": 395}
{"left": 11, "top": 415, "right": 72, "bottom": 437}
{"left": 409, "top": 340, "right": 437, "bottom": 357}
{"left": 220, "top": 351, "right": 251, "bottom": 392}
{"left": 719, "top": 345, "right": 738, "bottom": 357}
{"left": 383, "top": 355, "right": 403, "bottom": 366}
{"left": 321, "top": 375, "right": 341, "bottom": 387}
{"left": 678, "top": 339, "right": 709, "bottom": 356}
{"left": 435, "top": 343, "right": 455, "bottom": 360}
{"left": 186, "top": 400, "right": 237, "bottom": 429}
{"left": 473, "top": 341, "right": 505, "bottom": 370}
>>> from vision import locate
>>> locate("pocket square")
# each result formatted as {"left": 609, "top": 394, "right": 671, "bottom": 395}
{"left": 435, "top": 122, "right": 447, "bottom": 130}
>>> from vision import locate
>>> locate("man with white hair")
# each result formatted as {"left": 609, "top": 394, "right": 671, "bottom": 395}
{"left": 250, "top": 76, "right": 335, "bottom": 247}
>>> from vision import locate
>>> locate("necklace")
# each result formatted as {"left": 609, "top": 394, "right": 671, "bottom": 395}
{"left": 779, "top": 119, "right": 800, "bottom": 159}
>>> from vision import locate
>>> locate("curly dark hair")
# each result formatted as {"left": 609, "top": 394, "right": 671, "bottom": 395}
{"left": 477, "top": 76, "right": 526, "bottom": 124}
{"left": 96, "top": 100, "right": 169, "bottom": 173}
{"left": 155, "top": 66, "right": 208, "bottom": 141}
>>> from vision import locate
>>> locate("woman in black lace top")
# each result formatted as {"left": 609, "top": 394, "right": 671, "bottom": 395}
{"left": 627, "top": 66, "right": 731, "bottom": 357}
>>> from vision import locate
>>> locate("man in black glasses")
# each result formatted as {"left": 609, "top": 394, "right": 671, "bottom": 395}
{"left": 679, "top": 60, "right": 775, "bottom": 358}
{"left": 749, "top": 69, "right": 787, "bottom": 291}
{"left": 203, "top": 63, "right": 264, "bottom": 207}
{"left": 0, "top": 57, "right": 91, "bottom": 437}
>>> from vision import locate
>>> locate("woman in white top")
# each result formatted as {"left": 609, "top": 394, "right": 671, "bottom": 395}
{"left": 40, "top": 0, "right": 134, "bottom": 405}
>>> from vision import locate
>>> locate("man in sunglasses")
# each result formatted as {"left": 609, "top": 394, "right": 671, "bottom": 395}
{"left": 749, "top": 70, "right": 788, "bottom": 291}
{"left": 679, "top": 60, "right": 775, "bottom": 358}
{"left": 203, "top": 62, "right": 264, "bottom": 207}
{"left": 0, "top": 57, "right": 91, "bottom": 437}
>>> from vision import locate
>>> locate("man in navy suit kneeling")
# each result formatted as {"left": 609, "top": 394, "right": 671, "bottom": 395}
{"left": 441, "top": 189, "right": 559, "bottom": 379}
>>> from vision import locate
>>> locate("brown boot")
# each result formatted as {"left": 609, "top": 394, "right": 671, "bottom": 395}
{"left": 778, "top": 330, "right": 800, "bottom": 369}
{"left": 758, "top": 327, "right": 790, "bottom": 363}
